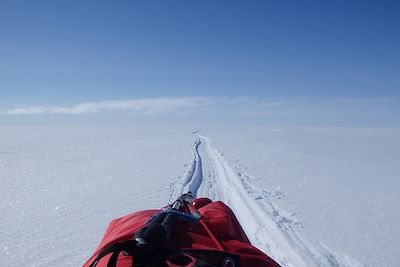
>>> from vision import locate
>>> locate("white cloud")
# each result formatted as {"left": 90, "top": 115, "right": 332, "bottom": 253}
{"left": 3, "top": 97, "right": 398, "bottom": 127}
{"left": 4, "top": 97, "right": 211, "bottom": 115}
{"left": 242, "top": 110, "right": 295, "bottom": 116}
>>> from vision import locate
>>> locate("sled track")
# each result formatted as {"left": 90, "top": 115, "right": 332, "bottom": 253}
{"left": 171, "top": 136, "right": 363, "bottom": 267}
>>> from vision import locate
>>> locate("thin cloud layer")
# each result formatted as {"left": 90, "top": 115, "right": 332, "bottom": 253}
{"left": 2, "top": 96, "right": 254, "bottom": 115}
{"left": 4, "top": 97, "right": 211, "bottom": 115}
{"left": 3, "top": 96, "right": 399, "bottom": 127}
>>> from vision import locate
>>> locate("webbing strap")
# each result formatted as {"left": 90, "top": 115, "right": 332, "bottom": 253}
{"left": 90, "top": 245, "right": 240, "bottom": 267}
{"left": 88, "top": 239, "right": 137, "bottom": 267}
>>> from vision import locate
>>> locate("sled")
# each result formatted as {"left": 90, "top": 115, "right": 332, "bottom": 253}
{"left": 84, "top": 193, "right": 280, "bottom": 267}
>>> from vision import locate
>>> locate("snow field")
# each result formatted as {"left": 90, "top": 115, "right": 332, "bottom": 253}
{"left": 2, "top": 126, "right": 399, "bottom": 266}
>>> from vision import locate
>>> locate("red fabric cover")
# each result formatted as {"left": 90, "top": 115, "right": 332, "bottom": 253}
{"left": 198, "top": 201, "right": 250, "bottom": 244}
{"left": 191, "top": 198, "right": 212, "bottom": 209}
{"left": 83, "top": 200, "right": 280, "bottom": 267}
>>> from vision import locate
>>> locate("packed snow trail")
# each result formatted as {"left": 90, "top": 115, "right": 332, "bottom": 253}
{"left": 179, "top": 139, "right": 204, "bottom": 197}
{"left": 171, "top": 136, "right": 363, "bottom": 267}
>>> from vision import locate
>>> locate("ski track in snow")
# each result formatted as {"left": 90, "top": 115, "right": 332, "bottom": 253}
{"left": 170, "top": 136, "right": 363, "bottom": 267}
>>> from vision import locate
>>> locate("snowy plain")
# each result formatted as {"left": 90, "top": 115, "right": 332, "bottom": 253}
{"left": 1, "top": 125, "right": 399, "bottom": 266}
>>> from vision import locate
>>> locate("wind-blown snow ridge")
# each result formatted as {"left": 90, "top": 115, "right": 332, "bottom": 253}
{"left": 171, "top": 135, "right": 363, "bottom": 267}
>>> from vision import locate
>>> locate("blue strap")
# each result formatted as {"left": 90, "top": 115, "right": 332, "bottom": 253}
{"left": 145, "top": 208, "right": 200, "bottom": 224}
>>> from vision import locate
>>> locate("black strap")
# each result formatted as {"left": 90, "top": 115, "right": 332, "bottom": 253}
{"left": 88, "top": 239, "right": 137, "bottom": 267}
{"left": 89, "top": 241, "right": 241, "bottom": 267}
{"left": 182, "top": 249, "right": 241, "bottom": 267}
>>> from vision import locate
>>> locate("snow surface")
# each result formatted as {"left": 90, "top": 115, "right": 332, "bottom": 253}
{"left": 1, "top": 125, "right": 399, "bottom": 266}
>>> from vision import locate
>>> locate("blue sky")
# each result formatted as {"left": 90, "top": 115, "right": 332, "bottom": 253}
{"left": 1, "top": 1, "right": 399, "bottom": 126}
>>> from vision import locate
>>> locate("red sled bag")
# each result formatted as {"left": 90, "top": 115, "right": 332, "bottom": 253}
{"left": 83, "top": 195, "right": 280, "bottom": 267}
